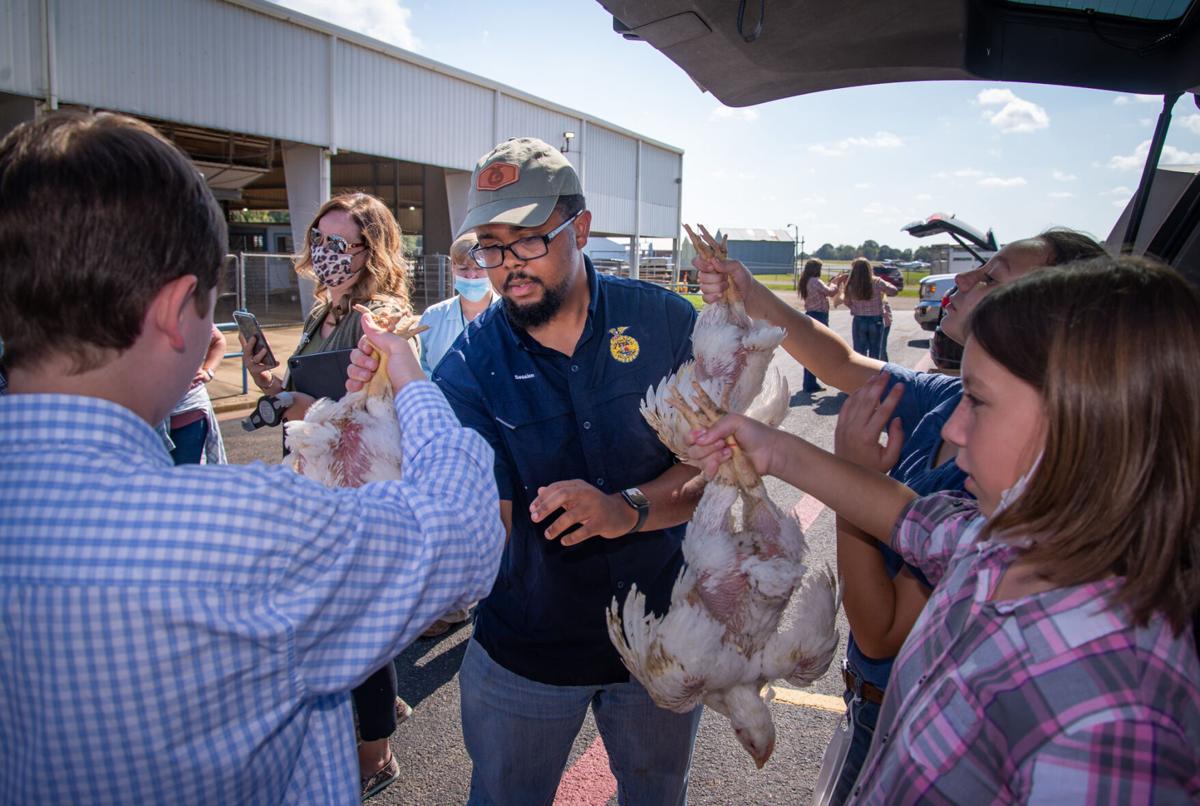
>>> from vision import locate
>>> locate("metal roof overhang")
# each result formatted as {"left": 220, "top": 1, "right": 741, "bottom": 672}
{"left": 597, "top": 0, "right": 1200, "bottom": 107}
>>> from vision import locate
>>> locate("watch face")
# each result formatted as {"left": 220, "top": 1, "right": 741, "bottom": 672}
{"left": 623, "top": 487, "right": 649, "bottom": 509}
{"left": 257, "top": 399, "right": 274, "bottom": 419}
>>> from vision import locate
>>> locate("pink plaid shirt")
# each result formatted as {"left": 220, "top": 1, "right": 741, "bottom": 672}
{"left": 845, "top": 276, "right": 898, "bottom": 317}
{"left": 850, "top": 493, "right": 1200, "bottom": 804}
{"left": 804, "top": 277, "right": 838, "bottom": 313}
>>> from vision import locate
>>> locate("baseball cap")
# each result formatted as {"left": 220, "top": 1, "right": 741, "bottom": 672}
{"left": 460, "top": 137, "right": 582, "bottom": 233}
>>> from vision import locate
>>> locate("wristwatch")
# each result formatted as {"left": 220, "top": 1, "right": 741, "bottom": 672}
{"left": 619, "top": 487, "right": 650, "bottom": 535}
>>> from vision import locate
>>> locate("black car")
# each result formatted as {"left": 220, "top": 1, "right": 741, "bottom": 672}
{"left": 872, "top": 264, "right": 904, "bottom": 293}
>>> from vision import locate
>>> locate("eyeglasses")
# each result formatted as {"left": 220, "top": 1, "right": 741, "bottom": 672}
{"left": 468, "top": 211, "right": 581, "bottom": 269}
{"left": 310, "top": 228, "right": 365, "bottom": 255}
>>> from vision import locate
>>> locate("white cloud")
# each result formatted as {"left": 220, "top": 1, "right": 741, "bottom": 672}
{"left": 1114, "top": 199, "right": 1129, "bottom": 208}
{"left": 978, "top": 176, "right": 1027, "bottom": 188}
{"left": 1051, "top": 170, "right": 1076, "bottom": 181}
{"left": 1109, "top": 140, "right": 1200, "bottom": 171}
{"left": 1048, "top": 191, "right": 1074, "bottom": 199}
{"left": 1180, "top": 114, "right": 1200, "bottom": 135}
{"left": 954, "top": 168, "right": 984, "bottom": 178}
{"left": 976, "top": 88, "right": 1049, "bottom": 133}
{"left": 270, "top": 0, "right": 419, "bottom": 50}
{"left": 1139, "top": 117, "right": 1155, "bottom": 127}
{"left": 914, "top": 192, "right": 932, "bottom": 201}
{"left": 1103, "top": 186, "right": 1133, "bottom": 196}
{"left": 711, "top": 106, "right": 760, "bottom": 122}
{"left": 1113, "top": 94, "right": 1159, "bottom": 106}
{"left": 808, "top": 130, "right": 903, "bottom": 157}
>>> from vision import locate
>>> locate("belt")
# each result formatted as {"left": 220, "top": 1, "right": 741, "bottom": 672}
{"left": 843, "top": 665, "right": 886, "bottom": 706}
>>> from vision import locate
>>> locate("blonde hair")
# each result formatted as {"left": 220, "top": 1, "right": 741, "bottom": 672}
{"left": 295, "top": 192, "right": 410, "bottom": 311}
{"left": 973, "top": 256, "right": 1200, "bottom": 633}
{"left": 449, "top": 232, "right": 478, "bottom": 267}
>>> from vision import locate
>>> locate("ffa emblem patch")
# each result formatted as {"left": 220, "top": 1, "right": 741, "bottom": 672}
{"left": 609, "top": 327, "right": 639, "bottom": 363}
{"left": 477, "top": 163, "right": 519, "bottom": 191}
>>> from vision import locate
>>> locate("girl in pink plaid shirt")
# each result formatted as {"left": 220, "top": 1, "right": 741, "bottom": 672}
{"left": 689, "top": 256, "right": 1200, "bottom": 803}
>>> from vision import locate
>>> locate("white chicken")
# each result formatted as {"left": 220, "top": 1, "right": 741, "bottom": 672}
{"left": 608, "top": 226, "right": 839, "bottom": 769}
{"left": 284, "top": 304, "right": 427, "bottom": 487}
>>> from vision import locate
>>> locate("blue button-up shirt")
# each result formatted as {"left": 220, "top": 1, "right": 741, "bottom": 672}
{"left": 417, "top": 293, "right": 500, "bottom": 377}
{"left": 433, "top": 259, "right": 698, "bottom": 686}
{"left": 0, "top": 383, "right": 504, "bottom": 804}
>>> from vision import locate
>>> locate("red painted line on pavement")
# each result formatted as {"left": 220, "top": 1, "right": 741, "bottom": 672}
{"left": 554, "top": 736, "right": 617, "bottom": 806}
{"left": 791, "top": 494, "right": 826, "bottom": 531}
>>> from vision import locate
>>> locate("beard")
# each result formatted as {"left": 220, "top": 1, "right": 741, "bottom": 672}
{"left": 501, "top": 271, "right": 568, "bottom": 330}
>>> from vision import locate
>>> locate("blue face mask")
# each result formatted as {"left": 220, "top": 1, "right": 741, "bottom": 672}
{"left": 455, "top": 276, "right": 493, "bottom": 302}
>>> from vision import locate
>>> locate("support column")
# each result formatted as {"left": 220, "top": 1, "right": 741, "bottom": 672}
{"left": 445, "top": 170, "right": 471, "bottom": 237}
{"left": 0, "top": 94, "right": 38, "bottom": 141}
{"left": 282, "top": 142, "right": 331, "bottom": 317}
{"left": 422, "top": 165, "right": 452, "bottom": 256}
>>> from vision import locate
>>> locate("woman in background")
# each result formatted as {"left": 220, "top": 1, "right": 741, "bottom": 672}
{"left": 797, "top": 258, "right": 842, "bottom": 393}
{"left": 843, "top": 257, "right": 898, "bottom": 360}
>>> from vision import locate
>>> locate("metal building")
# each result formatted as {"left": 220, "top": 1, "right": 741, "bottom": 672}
{"left": 716, "top": 228, "right": 796, "bottom": 275}
{"left": 0, "top": 0, "right": 684, "bottom": 298}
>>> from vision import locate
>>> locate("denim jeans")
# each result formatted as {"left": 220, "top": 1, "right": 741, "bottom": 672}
{"left": 803, "top": 310, "right": 829, "bottom": 391}
{"left": 169, "top": 418, "right": 208, "bottom": 465}
{"left": 879, "top": 323, "right": 891, "bottom": 363}
{"left": 830, "top": 665, "right": 882, "bottom": 806}
{"left": 851, "top": 315, "right": 885, "bottom": 359}
{"left": 460, "top": 638, "right": 702, "bottom": 806}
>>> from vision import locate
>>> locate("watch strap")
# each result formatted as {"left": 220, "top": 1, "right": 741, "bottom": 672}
{"left": 620, "top": 487, "right": 650, "bottom": 535}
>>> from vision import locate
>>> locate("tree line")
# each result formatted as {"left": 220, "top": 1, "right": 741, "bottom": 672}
{"left": 810, "top": 240, "right": 938, "bottom": 262}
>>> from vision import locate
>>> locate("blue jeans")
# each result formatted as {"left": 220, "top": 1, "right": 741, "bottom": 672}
{"left": 169, "top": 418, "right": 208, "bottom": 465}
{"left": 851, "top": 315, "right": 885, "bottom": 360}
{"left": 460, "top": 638, "right": 702, "bottom": 806}
{"left": 830, "top": 665, "right": 882, "bottom": 806}
{"left": 879, "top": 323, "right": 891, "bottom": 363}
{"left": 803, "top": 310, "right": 829, "bottom": 391}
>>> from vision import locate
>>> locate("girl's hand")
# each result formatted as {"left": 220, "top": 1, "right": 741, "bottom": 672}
{"left": 238, "top": 333, "right": 280, "bottom": 393}
{"left": 834, "top": 372, "right": 905, "bottom": 473}
{"left": 686, "top": 413, "right": 777, "bottom": 479}
{"left": 695, "top": 255, "right": 754, "bottom": 306}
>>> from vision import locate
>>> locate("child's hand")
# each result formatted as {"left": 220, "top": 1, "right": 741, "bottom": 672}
{"left": 835, "top": 372, "right": 905, "bottom": 473}
{"left": 686, "top": 413, "right": 777, "bottom": 479}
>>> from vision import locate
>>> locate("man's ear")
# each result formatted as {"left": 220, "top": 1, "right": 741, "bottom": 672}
{"left": 149, "top": 274, "right": 200, "bottom": 351}
{"left": 572, "top": 209, "right": 592, "bottom": 249}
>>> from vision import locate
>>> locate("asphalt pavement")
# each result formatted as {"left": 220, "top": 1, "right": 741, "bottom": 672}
{"left": 215, "top": 295, "right": 934, "bottom": 805}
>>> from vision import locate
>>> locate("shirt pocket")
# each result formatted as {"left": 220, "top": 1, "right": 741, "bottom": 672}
{"left": 899, "top": 672, "right": 987, "bottom": 782}
{"left": 490, "top": 391, "right": 576, "bottom": 498}
{"left": 589, "top": 370, "right": 673, "bottom": 489}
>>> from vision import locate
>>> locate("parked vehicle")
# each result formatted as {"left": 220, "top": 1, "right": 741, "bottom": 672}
{"left": 913, "top": 274, "right": 956, "bottom": 331}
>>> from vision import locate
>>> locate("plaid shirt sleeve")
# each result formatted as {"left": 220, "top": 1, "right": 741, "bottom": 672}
{"left": 272, "top": 381, "right": 505, "bottom": 695}
{"left": 889, "top": 492, "right": 981, "bottom": 587}
{"left": 1023, "top": 711, "right": 1197, "bottom": 801}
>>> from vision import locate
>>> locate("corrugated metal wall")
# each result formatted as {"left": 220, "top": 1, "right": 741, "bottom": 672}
{"left": 0, "top": 0, "right": 45, "bottom": 97}
{"left": 728, "top": 241, "right": 794, "bottom": 275}
{"left": 0, "top": 0, "right": 681, "bottom": 239}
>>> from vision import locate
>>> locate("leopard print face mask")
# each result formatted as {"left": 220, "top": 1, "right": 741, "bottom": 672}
{"left": 310, "top": 242, "right": 359, "bottom": 288}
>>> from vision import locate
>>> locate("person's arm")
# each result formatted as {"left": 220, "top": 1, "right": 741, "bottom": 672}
{"left": 193, "top": 325, "right": 226, "bottom": 385}
{"left": 876, "top": 276, "right": 900, "bottom": 297}
{"left": 696, "top": 255, "right": 883, "bottom": 392}
{"left": 529, "top": 462, "right": 702, "bottom": 547}
{"left": 417, "top": 309, "right": 436, "bottom": 377}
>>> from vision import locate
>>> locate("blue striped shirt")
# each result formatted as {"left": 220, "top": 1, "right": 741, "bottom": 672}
{"left": 0, "top": 382, "right": 504, "bottom": 804}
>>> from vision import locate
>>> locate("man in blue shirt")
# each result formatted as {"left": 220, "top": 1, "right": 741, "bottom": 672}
{"left": 0, "top": 111, "right": 505, "bottom": 804}
{"left": 432, "top": 138, "right": 703, "bottom": 804}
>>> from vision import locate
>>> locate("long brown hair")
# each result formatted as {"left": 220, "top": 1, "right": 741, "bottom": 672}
{"left": 295, "top": 192, "right": 411, "bottom": 312}
{"left": 971, "top": 256, "right": 1200, "bottom": 633}
{"left": 845, "top": 257, "right": 874, "bottom": 301}
{"left": 798, "top": 258, "right": 824, "bottom": 301}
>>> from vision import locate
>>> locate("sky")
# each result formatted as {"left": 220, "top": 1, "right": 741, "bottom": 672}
{"left": 269, "top": 0, "right": 1200, "bottom": 250}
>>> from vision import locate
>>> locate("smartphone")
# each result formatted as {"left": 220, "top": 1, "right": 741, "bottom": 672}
{"left": 232, "top": 310, "right": 279, "bottom": 369}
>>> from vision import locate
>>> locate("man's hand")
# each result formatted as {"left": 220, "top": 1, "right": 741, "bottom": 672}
{"left": 685, "top": 413, "right": 778, "bottom": 480}
{"left": 834, "top": 372, "right": 905, "bottom": 472}
{"left": 530, "top": 480, "right": 638, "bottom": 547}
{"left": 346, "top": 312, "right": 424, "bottom": 394}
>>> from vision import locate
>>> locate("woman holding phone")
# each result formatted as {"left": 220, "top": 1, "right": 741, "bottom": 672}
{"left": 239, "top": 192, "right": 414, "bottom": 799}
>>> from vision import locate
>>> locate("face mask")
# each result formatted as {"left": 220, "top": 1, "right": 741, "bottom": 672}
{"left": 455, "top": 276, "right": 493, "bottom": 302}
{"left": 994, "top": 451, "right": 1043, "bottom": 517}
{"left": 310, "top": 242, "right": 359, "bottom": 288}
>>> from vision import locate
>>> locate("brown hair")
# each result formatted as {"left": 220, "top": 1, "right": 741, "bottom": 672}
{"left": 296, "top": 192, "right": 410, "bottom": 312}
{"left": 845, "top": 257, "right": 874, "bottom": 301}
{"left": 0, "top": 111, "right": 225, "bottom": 372}
{"left": 972, "top": 255, "right": 1200, "bottom": 633}
{"left": 799, "top": 258, "right": 824, "bottom": 301}
{"left": 1037, "top": 227, "right": 1106, "bottom": 266}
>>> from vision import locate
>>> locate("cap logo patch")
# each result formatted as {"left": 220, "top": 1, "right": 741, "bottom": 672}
{"left": 478, "top": 163, "right": 519, "bottom": 191}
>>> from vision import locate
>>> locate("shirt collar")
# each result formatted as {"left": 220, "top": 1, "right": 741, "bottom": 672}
{"left": 0, "top": 393, "right": 173, "bottom": 468}
{"left": 499, "top": 255, "right": 600, "bottom": 354}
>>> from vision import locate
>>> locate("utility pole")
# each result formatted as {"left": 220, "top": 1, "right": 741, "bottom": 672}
{"left": 787, "top": 223, "right": 799, "bottom": 289}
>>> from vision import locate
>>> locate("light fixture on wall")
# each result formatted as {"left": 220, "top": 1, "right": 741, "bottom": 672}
{"left": 562, "top": 131, "right": 575, "bottom": 153}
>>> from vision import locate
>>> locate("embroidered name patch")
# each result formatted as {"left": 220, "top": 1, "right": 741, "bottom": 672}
{"left": 608, "top": 327, "right": 639, "bottom": 363}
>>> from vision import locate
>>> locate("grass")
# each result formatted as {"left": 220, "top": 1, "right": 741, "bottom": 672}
{"left": 755, "top": 271, "right": 924, "bottom": 298}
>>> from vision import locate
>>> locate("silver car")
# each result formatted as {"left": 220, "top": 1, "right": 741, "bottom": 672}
{"left": 913, "top": 274, "right": 957, "bottom": 332}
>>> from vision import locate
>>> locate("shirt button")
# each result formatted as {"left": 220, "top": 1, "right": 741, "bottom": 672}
{"left": 583, "top": 421, "right": 591, "bottom": 430}
{"left": 617, "top": 581, "right": 625, "bottom": 589}
{"left": 596, "top": 478, "right": 605, "bottom": 487}
{"left": 571, "top": 364, "right": 579, "bottom": 372}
